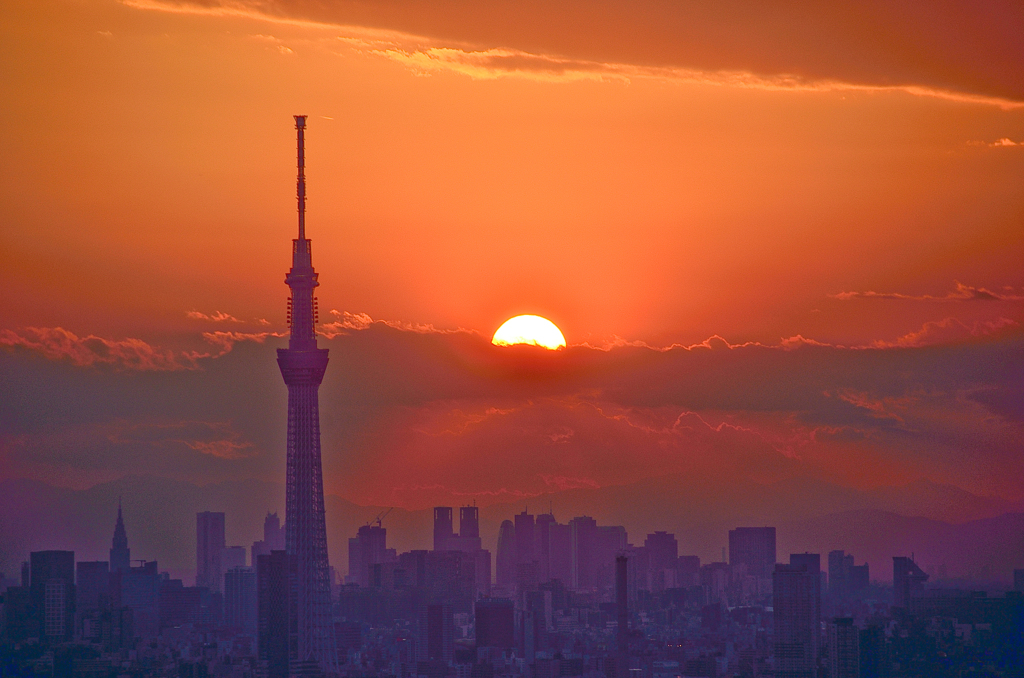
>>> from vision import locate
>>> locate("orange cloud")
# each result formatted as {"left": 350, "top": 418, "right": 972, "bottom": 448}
{"left": 831, "top": 281, "right": 1024, "bottom": 302}
{"left": 0, "top": 327, "right": 193, "bottom": 371}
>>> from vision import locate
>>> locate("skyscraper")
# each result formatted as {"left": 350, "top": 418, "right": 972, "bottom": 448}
{"left": 252, "top": 511, "right": 286, "bottom": 564}
{"left": 417, "top": 603, "right": 454, "bottom": 662}
{"left": 729, "top": 527, "right": 776, "bottom": 579}
{"left": 433, "top": 507, "right": 454, "bottom": 551}
{"left": 278, "top": 115, "right": 338, "bottom": 673}
{"left": 789, "top": 552, "right": 822, "bottom": 669}
{"left": 196, "top": 511, "right": 225, "bottom": 592}
{"left": 515, "top": 510, "right": 536, "bottom": 566}
{"left": 225, "top": 566, "right": 257, "bottom": 633}
{"left": 827, "top": 617, "right": 860, "bottom": 678}
{"left": 460, "top": 506, "right": 480, "bottom": 540}
{"left": 615, "top": 554, "right": 628, "bottom": 678}
{"left": 893, "top": 556, "right": 928, "bottom": 609}
{"left": 535, "top": 512, "right": 556, "bottom": 582}
{"left": 76, "top": 561, "right": 110, "bottom": 614}
{"left": 258, "top": 550, "right": 290, "bottom": 678}
{"left": 475, "top": 598, "right": 514, "bottom": 650}
{"left": 569, "top": 516, "right": 597, "bottom": 591}
{"left": 30, "top": 551, "right": 75, "bottom": 642}
{"left": 110, "top": 500, "right": 130, "bottom": 573}
{"left": 773, "top": 561, "right": 819, "bottom": 678}
{"left": 348, "top": 524, "right": 389, "bottom": 588}
{"left": 495, "top": 520, "right": 516, "bottom": 587}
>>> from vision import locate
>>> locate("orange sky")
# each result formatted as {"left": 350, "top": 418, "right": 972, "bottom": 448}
{"left": 1, "top": 0, "right": 1023, "bottom": 511}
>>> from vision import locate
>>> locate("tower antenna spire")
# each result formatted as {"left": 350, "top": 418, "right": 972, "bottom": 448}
{"left": 278, "top": 115, "right": 337, "bottom": 673}
{"left": 295, "top": 115, "right": 307, "bottom": 242}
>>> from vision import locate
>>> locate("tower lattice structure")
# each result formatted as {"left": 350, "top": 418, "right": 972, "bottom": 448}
{"left": 278, "top": 115, "right": 338, "bottom": 674}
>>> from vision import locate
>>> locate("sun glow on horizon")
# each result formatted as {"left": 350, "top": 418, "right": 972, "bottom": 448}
{"left": 492, "top": 315, "right": 566, "bottom": 349}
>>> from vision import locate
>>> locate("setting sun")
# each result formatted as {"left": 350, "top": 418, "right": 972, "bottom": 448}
{"left": 492, "top": 315, "right": 567, "bottom": 349}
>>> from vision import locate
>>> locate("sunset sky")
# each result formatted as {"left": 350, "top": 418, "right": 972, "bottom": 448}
{"left": 2, "top": 0, "right": 1023, "bottom": 519}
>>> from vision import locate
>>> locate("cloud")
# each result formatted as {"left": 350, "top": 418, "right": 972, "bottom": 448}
{"left": 831, "top": 281, "right": 1024, "bottom": 302}
{"left": 320, "top": 310, "right": 475, "bottom": 338}
{"left": 870, "top": 317, "right": 1018, "bottom": 348}
{"left": 187, "top": 310, "right": 244, "bottom": 323}
{"left": 120, "top": 0, "right": 1024, "bottom": 108}
{"left": 3, "top": 319, "right": 1023, "bottom": 505}
{"left": 198, "top": 330, "right": 286, "bottom": 357}
{"left": 0, "top": 327, "right": 194, "bottom": 371}
{"left": 0, "top": 418, "right": 256, "bottom": 486}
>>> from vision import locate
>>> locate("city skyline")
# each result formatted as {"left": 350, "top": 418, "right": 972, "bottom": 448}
{"left": 3, "top": 483, "right": 1023, "bottom": 676}
{"left": 2, "top": 3, "right": 1024, "bottom": 674}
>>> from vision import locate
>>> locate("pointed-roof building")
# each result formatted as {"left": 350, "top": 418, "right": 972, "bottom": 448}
{"left": 110, "top": 498, "right": 130, "bottom": 573}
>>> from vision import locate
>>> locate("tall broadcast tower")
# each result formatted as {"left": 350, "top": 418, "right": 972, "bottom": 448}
{"left": 278, "top": 115, "right": 338, "bottom": 674}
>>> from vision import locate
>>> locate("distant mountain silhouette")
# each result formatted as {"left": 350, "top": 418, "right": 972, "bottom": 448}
{"left": 1, "top": 474, "right": 1021, "bottom": 584}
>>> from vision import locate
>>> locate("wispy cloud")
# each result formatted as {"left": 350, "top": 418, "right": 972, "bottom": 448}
{"left": 198, "top": 330, "right": 286, "bottom": 356}
{"left": 0, "top": 327, "right": 194, "bottom": 371}
{"left": 119, "top": 0, "right": 1024, "bottom": 110}
{"left": 870, "top": 318, "right": 1018, "bottom": 349}
{"left": 320, "top": 310, "right": 475, "bottom": 338}
{"left": 831, "top": 281, "right": 1024, "bottom": 302}
{"left": 366, "top": 44, "right": 1024, "bottom": 109}
{"left": 0, "top": 325, "right": 290, "bottom": 371}
{"left": 187, "top": 310, "right": 244, "bottom": 323}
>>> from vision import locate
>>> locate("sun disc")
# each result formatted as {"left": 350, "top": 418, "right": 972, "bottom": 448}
{"left": 492, "top": 315, "right": 566, "bottom": 349}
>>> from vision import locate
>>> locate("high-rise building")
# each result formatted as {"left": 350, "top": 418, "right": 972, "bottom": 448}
{"left": 644, "top": 531, "right": 679, "bottom": 591}
{"left": 257, "top": 550, "right": 290, "bottom": 678}
{"left": 893, "top": 557, "right": 928, "bottom": 608}
{"left": 4, "top": 585, "right": 35, "bottom": 641}
{"left": 460, "top": 506, "right": 480, "bottom": 539}
{"left": 827, "top": 617, "right": 860, "bottom": 678}
{"left": 158, "top": 579, "right": 207, "bottom": 629}
{"left": 278, "top": 116, "right": 338, "bottom": 673}
{"left": 110, "top": 500, "right": 130, "bottom": 573}
{"left": 424, "top": 550, "right": 478, "bottom": 611}
{"left": 594, "top": 526, "right": 628, "bottom": 590}
{"left": 223, "top": 545, "right": 247, "bottom": 572}
{"left": 828, "top": 550, "right": 848, "bottom": 597}
{"left": 434, "top": 506, "right": 484, "bottom": 553}
{"left": 773, "top": 561, "right": 819, "bottom": 678}
{"left": 225, "top": 566, "right": 257, "bottom": 633}
{"left": 790, "top": 553, "right": 821, "bottom": 667}
{"left": 114, "top": 560, "right": 161, "bottom": 637}
{"left": 433, "top": 507, "right": 454, "bottom": 551}
{"left": 495, "top": 520, "right": 516, "bottom": 587}
{"left": 515, "top": 510, "right": 536, "bottom": 566}
{"left": 535, "top": 513, "right": 556, "bottom": 582}
{"left": 417, "top": 603, "right": 454, "bottom": 662}
{"left": 252, "top": 511, "right": 286, "bottom": 564}
{"left": 76, "top": 561, "right": 110, "bottom": 615}
{"left": 858, "top": 625, "right": 889, "bottom": 678}
{"left": 475, "top": 598, "right": 514, "bottom": 650}
{"left": 616, "top": 555, "right": 628, "bottom": 678}
{"left": 547, "top": 522, "right": 573, "bottom": 585}
{"left": 196, "top": 511, "right": 225, "bottom": 592}
{"left": 644, "top": 532, "right": 679, "bottom": 572}
{"left": 569, "top": 516, "right": 597, "bottom": 590}
{"left": 348, "top": 524, "right": 389, "bottom": 587}
{"left": 30, "top": 551, "right": 75, "bottom": 642}
{"left": 729, "top": 527, "right": 776, "bottom": 579}
{"left": 265, "top": 512, "right": 285, "bottom": 549}
{"left": 849, "top": 563, "right": 869, "bottom": 593}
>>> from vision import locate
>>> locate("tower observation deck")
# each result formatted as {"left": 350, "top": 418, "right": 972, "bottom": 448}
{"left": 277, "top": 115, "right": 338, "bottom": 674}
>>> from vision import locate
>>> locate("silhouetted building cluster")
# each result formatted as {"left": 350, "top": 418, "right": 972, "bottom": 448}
{"left": 2, "top": 502, "right": 1023, "bottom": 678}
